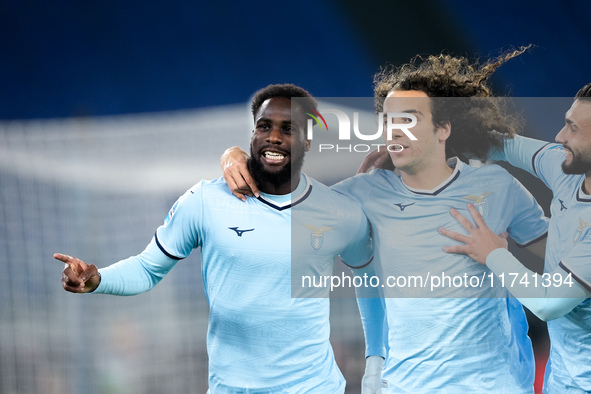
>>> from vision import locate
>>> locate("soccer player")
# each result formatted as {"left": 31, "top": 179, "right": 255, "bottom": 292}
{"left": 441, "top": 83, "right": 591, "bottom": 393}
{"left": 219, "top": 51, "right": 550, "bottom": 392}
{"left": 54, "top": 84, "right": 373, "bottom": 393}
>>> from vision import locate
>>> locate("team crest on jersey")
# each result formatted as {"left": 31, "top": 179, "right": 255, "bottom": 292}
{"left": 461, "top": 192, "right": 493, "bottom": 216}
{"left": 573, "top": 218, "right": 591, "bottom": 244}
{"left": 302, "top": 225, "right": 334, "bottom": 250}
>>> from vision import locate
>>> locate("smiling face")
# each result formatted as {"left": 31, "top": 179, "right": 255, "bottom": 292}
{"left": 555, "top": 99, "right": 591, "bottom": 175}
{"left": 248, "top": 97, "right": 310, "bottom": 194}
{"left": 382, "top": 90, "right": 450, "bottom": 175}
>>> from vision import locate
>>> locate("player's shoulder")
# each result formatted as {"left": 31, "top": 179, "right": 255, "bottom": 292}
{"left": 331, "top": 168, "right": 393, "bottom": 191}
{"left": 533, "top": 143, "right": 569, "bottom": 174}
{"left": 537, "top": 142, "right": 564, "bottom": 157}
{"left": 307, "top": 176, "right": 365, "bottom": 209}
{"left": 308, "top": 176, "right": 353, "bottom": 202}
{"left": 464, "top": 162, "right": 514, "bottom": 181}
{"left": 183, "top": 177, "right": 234, "bottom": 201}
{"left": 191, "top": 176, "right": 230, "bottom": 191}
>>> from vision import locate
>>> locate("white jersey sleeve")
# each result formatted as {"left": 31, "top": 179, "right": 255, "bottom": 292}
{"left": 487, "top": 248, "right": 590, "bottom": 321}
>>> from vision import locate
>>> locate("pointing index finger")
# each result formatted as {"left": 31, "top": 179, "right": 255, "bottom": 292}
{"left": 53, "top": 253, "right": 71, "bottom": 263}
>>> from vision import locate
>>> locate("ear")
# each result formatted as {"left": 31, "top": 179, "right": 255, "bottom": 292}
{"left": 437, "top": 122, "right": 451, "bottom": 143}
{"left": 305, "top": 139, "right": 311, "bottom": 152}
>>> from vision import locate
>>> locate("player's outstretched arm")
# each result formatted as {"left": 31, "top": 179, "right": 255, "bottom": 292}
{"left": 490, "top": 135, "right": 549, "bottom": 177}
{"left": 350, "top": 262, "right": 386, "bottom": 394}
{"left": 220, "top": 146, "right": 259, "bottom": 201}
{"left": 53, "top": 253, "right": 100, "bottom": 293}
{"left": 439, "top": 205, "right": 590, "bottom": 321}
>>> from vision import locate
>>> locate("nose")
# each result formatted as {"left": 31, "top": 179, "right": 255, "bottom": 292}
{"left": 384, "top": 125, "right": 404, "bottom": 142}
{"left": 266, "top": 127, "right": 283, "bottom": 144}
{"left": 555, "top": 125, "right": 567, "bottom": 144}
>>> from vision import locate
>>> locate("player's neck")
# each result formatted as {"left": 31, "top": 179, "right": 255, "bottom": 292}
{"left": 584, "top": 173, "right": 591, "bottom": 195}
{"left": 258, "top": 172, "right": 301, "bottom": 195}
{"left": 400, "top": 158, "right": 454, "bottom": 190}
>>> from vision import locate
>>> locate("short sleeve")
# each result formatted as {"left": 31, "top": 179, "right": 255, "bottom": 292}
{"left": 531, "top": 144, "right": 571, "bottom": 192}
{"left": 506, "top": 176, "right": 549, "bottom": 246}
{"left": 560, "top": 229, "right": 591, "bottom": 292}
{"left": 340, "top": 217, "right": 373, "bottom": 269}
{"left": 155, "top": 183, "right": 203, "bottom": 259}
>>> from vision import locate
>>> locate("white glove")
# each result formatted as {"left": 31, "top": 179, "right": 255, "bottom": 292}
{"left": 361, "top": 355, "right": 384, "bottom": 394}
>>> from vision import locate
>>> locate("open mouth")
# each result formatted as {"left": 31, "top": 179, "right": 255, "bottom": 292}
{"left": 388, "top": 144, "right": 405, "bottom": 153}
{"left": 262, "top": 150, "right": 287, "bottom": 163}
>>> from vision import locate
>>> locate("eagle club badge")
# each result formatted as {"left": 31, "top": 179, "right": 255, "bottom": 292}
{"left": 302, "top": 225, "right": 334, "bottom": 250}
{"left": 573, "top": 218, "right": 591, "bottom": 244}
{"left": 461, "top": 192, "right": 493, "bottom": 216}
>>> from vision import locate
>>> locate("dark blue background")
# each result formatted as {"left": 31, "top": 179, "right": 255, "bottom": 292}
{"left": 1, "top": 0, "right": 589, "bottom": 120}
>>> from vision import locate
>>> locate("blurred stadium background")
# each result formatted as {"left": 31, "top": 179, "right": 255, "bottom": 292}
{"left": 1, "top": 1, "right": 590, "bottom": 393}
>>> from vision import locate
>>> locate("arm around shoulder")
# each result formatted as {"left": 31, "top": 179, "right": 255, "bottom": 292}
{"left": 487, "top": 248, "right": 590, "bottom": 321}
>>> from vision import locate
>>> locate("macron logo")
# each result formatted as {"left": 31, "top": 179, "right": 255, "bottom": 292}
{"left": 228, "top": 227, "right": 255, "bottom": 237}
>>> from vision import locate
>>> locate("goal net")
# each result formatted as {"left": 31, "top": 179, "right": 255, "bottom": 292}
{"left": 0, "top": 105, "right": 366, "bottom": 394}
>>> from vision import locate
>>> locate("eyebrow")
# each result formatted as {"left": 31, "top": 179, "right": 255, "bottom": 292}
{"left": 383, "top": 109, "right": 423, "bottom": 116}
{"left": 256, "top": 117, "right": 293, "bottom": 125}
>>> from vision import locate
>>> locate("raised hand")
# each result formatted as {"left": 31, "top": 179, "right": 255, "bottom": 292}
{"left": 54, "top": 253, "right": 101, "bottom": 293}
{"left": 439, "top": 204, "right": 508, "bottom": 265}
{"left": 357, "top": 148, "right": 394, "bottom": 174}
{"left": 221, "top": 146, "right": 259, "bottom": 201}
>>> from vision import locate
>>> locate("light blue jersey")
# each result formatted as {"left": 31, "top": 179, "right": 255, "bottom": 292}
{"left": 499, "top": 136, "right": 591, "bottom": 393}
{"left": 333, "top": 158, "right": 548, "bottom": 393}
{"left": 94, "top": 174, "right": 372, "bottom": 393}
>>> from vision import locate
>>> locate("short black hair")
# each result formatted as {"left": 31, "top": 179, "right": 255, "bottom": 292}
{"left": 251, "top": 83, "right": 317, "bottom": 118}
{"left": 575, "top": 83, "right": 591, "bottom": 101}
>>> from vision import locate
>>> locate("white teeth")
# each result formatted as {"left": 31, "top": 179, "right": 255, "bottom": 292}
{"left": 264, "top": 151, "right": 285, "bottom": 160}
{"left": 389, "top": 144, "right": 405, "bottom": 152}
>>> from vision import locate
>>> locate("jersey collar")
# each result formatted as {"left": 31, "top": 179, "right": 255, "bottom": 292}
{"left": 402, "top": 157, "right": 463, "bottom": 196}
{"left": 577, "top": 177, "right": 591, "bottom": 202}
{"left": 257, "top": 173, "right": 313, "bottom": 211}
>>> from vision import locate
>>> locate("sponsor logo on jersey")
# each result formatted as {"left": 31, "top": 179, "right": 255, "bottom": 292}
{"left": 558, "top": 199, "right": 568, "bottom": 211}
{"left": 573, "top": 218, "right": 590, "bottom": 244}
{"left": 302, "top": 225, "right": 334, "bottom": 250}
{"left": 393, "top": 202, "right": 415, "bottom": 211}
{"left": 461, "top": 192, "right": 493, "bottom": 216}
{"left": 228, "top": 227, "right": 255, "bottom": 237}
